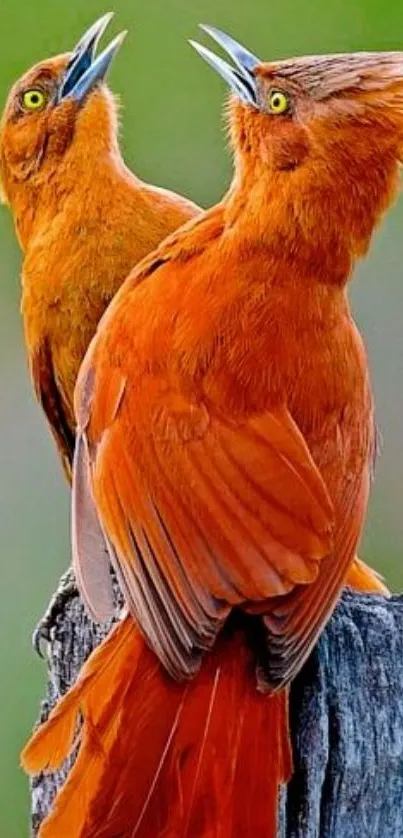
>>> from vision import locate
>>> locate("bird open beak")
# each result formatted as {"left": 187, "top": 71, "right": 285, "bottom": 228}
{"left": 57, "top": 13, "right": 126, "bottom": 104}
{"left": 189, "top": 25, "right": 259, "bottom": 107}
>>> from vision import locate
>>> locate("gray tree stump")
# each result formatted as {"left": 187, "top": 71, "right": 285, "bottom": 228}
{"left": 30, "top": 590, "right": 403, "bottom": 837}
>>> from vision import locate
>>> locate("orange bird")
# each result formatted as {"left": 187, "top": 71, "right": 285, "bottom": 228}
{"left": 0, "top": 13, "right": 199, "bottom": 482}
{"left": 22, "top": 27, "right": 400, "bottom": 838}
{"left": 0, "top": 14, "right": 199, "bottom": 643}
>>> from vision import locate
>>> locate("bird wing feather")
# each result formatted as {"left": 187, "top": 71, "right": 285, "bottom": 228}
{"left": 31, "top": 338, "right": 75, "bottom": 481}
{"left": 73, "top": 355, "right": 337, "bottom": 681}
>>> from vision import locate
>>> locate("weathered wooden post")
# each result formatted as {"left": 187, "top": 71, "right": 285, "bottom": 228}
{"left": 30, "top": 590, "right": 403, "bottom": 837}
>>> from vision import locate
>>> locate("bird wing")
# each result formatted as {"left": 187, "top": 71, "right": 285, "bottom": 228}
{"left": 31, "top": 338, "right": 75, "bottom": 481}
{"left": 73, "top": 350, "right": 339, "bottom": 681}
{"left": 259, "top": 463, "right": 370, "bottom": 688}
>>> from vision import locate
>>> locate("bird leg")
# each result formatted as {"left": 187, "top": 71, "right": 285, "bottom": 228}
{"left": 32, "top": 566, "right": 78, "bottom": 657}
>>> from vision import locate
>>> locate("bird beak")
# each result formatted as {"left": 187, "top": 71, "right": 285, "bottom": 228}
{"left": 57, "top": 13, "right": 127, "bottom": 104}
{"left": 189, "top": 25, "right": 259, "bottom": 107}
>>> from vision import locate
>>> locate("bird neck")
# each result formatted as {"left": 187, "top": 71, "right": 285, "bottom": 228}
{"left": 225, "top": 150, "right": 400, "bottom": 287}
{"left": 5, "top": 90, "right": 138, "bottom": 252}
{"left": 10, "top": 145, "right": 130, "bottom": 251}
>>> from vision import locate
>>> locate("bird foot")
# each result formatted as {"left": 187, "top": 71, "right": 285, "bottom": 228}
{"left": 32, "top": 566, "right": 79, "bottom": 657}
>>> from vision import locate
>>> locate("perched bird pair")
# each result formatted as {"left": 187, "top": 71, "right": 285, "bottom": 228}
{"left": 1, "top": 13, "right": 401, "bottom": 838}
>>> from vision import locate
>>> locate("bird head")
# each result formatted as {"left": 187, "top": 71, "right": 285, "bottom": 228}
{"left": 0, "top": 14, "right": 125, "bottom": 208}
{"left": 191, "top": 27, "right": 403, "bottom": 260}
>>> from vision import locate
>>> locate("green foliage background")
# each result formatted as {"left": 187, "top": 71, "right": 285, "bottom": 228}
{"left": 1, "top": 0, "right": 403, "bottom": 833}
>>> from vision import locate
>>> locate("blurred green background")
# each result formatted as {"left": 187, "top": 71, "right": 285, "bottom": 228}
{"left": 1, "top": 0, "right": 403, "bottom": 834}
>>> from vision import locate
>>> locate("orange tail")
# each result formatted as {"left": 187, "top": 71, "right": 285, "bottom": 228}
{"left": 345, "top": 556, "right": 390, "bottom": 595}
{"left": 22, "top": 615, "right": 292, "bottom": 838}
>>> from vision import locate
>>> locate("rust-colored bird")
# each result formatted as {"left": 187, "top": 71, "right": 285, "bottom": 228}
{"left": 0, "top": 13, "right": 199, "bottom": 482}
{"left": 0, "top": 14, "right": 200, "bottom": 642}
{"left": 23, "top": 26, "right": 400, "bottom": 838}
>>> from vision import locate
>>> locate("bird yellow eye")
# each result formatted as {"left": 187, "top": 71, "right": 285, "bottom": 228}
{"left": 268, "top": 90, "right": 290, "bottom": 115}
{"left": 22, "top": 89, "right": 46, "bottom": 111}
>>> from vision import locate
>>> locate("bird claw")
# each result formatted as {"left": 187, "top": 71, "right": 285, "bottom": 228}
{"left": 32, "top": 567, "right": 79, "bottom": 657}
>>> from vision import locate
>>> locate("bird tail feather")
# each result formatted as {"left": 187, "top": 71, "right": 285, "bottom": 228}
{"left": 345, "top": 556, "right": 390, "bottom": 595}
{"left": 22, "top": 614, "right": 291, "bottom": 838}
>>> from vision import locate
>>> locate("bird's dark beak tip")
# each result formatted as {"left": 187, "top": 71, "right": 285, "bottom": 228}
{"left": 58, "top": 14, "right": 126, "bottom": 105}
{"left": 190, "top": 24, "right": 259, "bottom": 108}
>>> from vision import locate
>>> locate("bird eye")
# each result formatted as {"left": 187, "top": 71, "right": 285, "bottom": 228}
{"left": 22, "top": 89, "right": 46, "bottom": 112}
{"left": 268, "top": 90, "right": 290, "bottom": 115}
